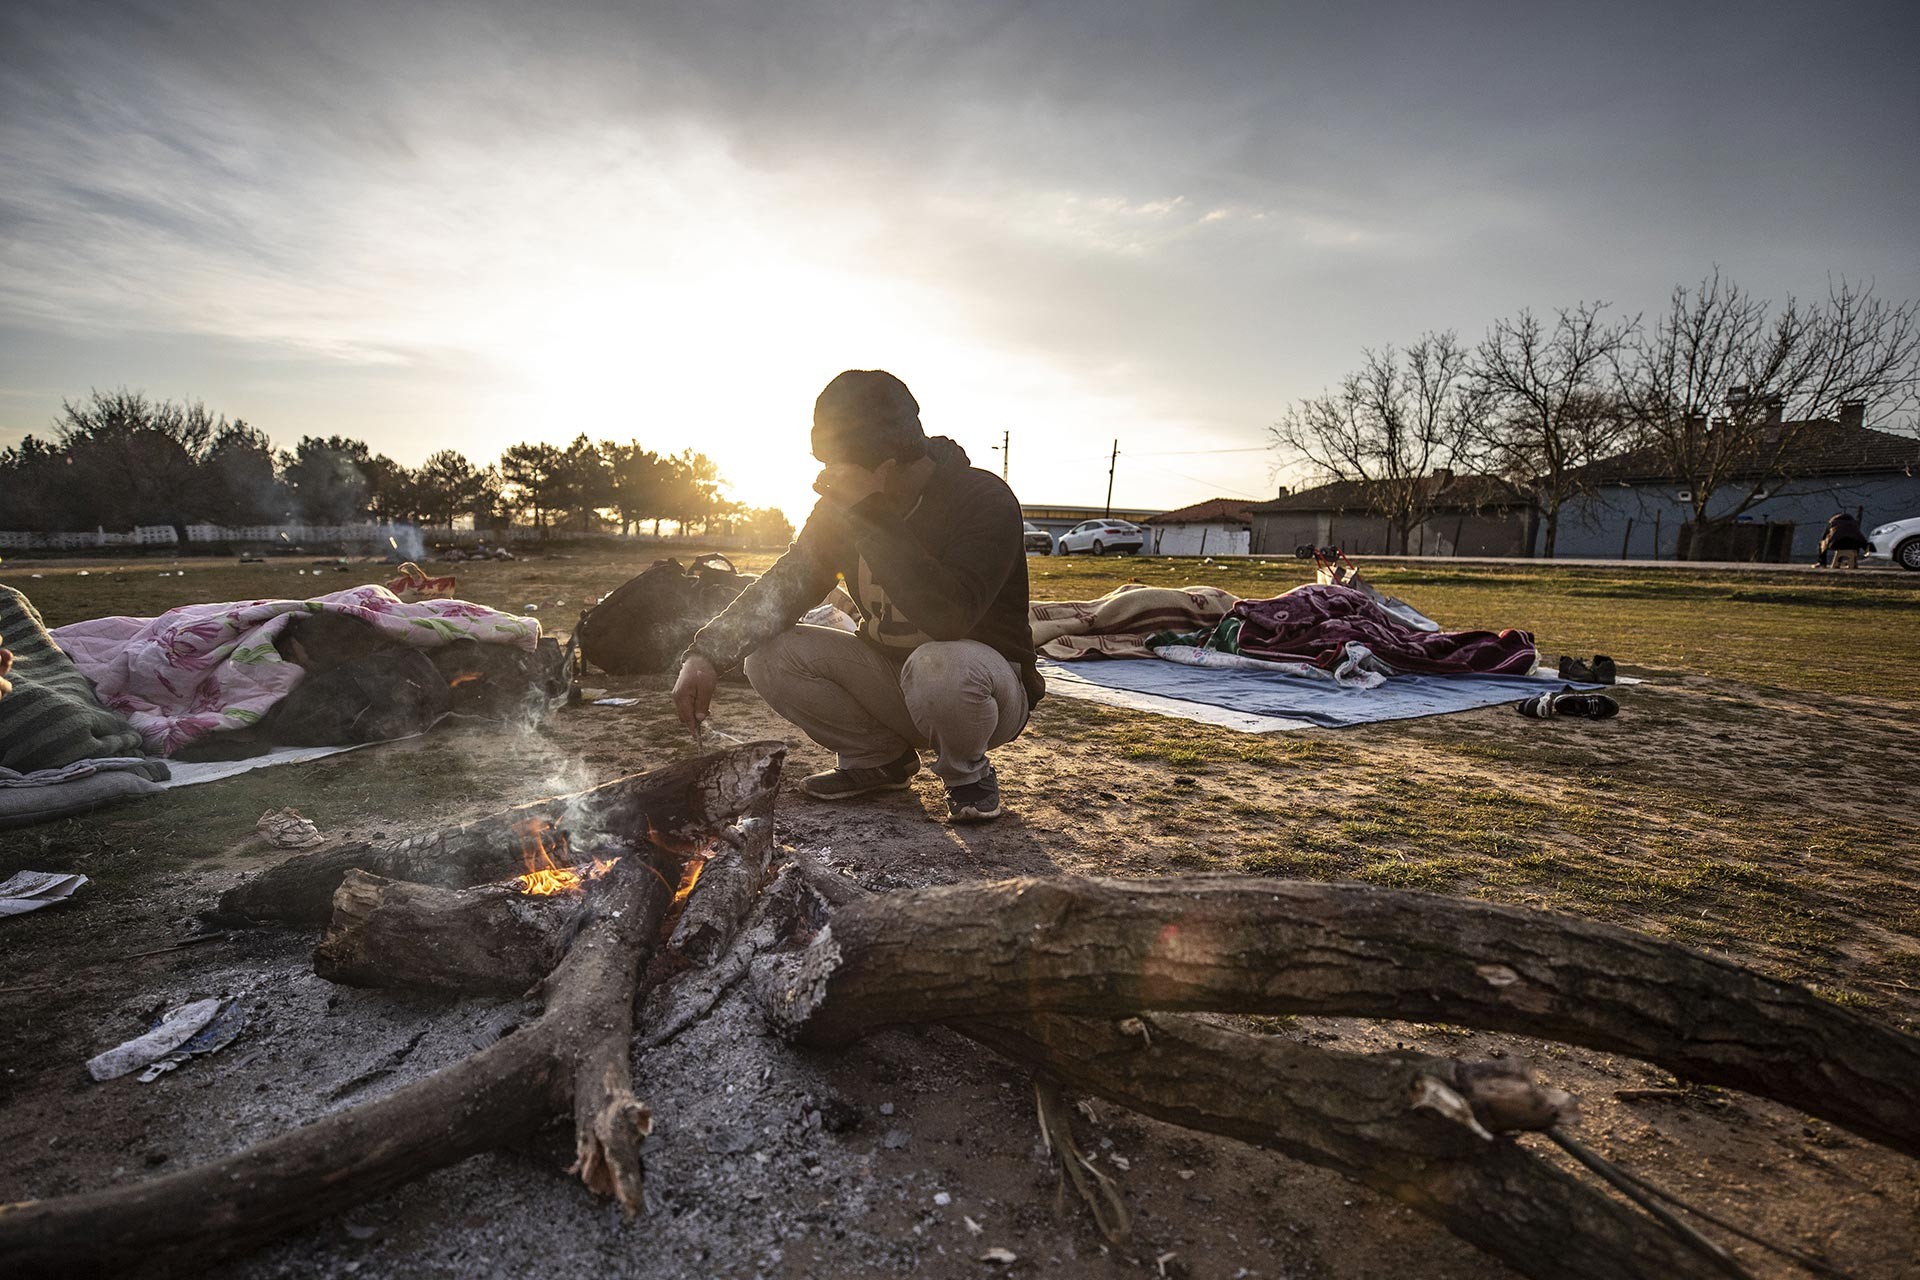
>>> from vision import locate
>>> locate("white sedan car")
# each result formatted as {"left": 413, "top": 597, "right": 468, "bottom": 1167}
{"left": 1054, "top": 519, "right": 1144, "bottom": 556}
{"left": 1868, "top": 515, "right": 1920, "bottom": 570}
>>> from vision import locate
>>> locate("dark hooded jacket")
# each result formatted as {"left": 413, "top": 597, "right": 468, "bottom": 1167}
{"left": 683, "top": 437, "right": 1043, "bottom": 704}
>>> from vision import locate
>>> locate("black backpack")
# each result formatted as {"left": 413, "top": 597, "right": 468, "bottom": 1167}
{"left": 573, "top": 555, "right": 758, "bottom": 675}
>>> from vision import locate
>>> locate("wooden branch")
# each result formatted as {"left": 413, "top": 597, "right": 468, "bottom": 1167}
{"left": 311, "top": 870, "right": 586, "bottom": 995}
{"left": 961, "top": 1012, "right": 1725, "bottom": 1280}
{"left": 642, "top": 858, "right": 829, "bottom": 1049}
{"left": 0, "top": 848, "right": 680, "bottom": 1277}
{"left": 214, "top": 741, "right": 785, "bottom": 925}
{"left": 761, "top": 876, "right": 1920, "bottom": 1159}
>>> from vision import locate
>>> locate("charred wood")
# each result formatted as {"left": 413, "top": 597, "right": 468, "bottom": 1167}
{"left": 667, "top": 803, "right": 775, "bottom": 966}
{"left": 311, "top": 870, "right": 586, "bottom": 995}
{"left": 214, "top": 741, "right": 784, "bottom": 925}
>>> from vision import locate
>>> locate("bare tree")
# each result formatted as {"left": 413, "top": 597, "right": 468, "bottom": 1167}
{"left": 1471, "top": 303, "right": 1632, "bottom": 557}
{"left": 1612, "top": 271, "right": 1920, "bottom": 558}
{"left": 1270, "top": 333, "right": 1482, "bottom": 553}
{"left": 54, "top": 389, "right": 218, "bottom": 533}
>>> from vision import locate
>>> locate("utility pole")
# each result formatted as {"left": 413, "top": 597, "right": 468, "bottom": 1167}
{"left": 992, "top": 430, "right": 1009, "bottom": 480}
{"left": 1104, "top": 439, "right": 1118, "bottom": 517}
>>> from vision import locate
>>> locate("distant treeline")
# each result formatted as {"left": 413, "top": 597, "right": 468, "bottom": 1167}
{"left": 0, "top": 390, "right": 794, "bottom": 545}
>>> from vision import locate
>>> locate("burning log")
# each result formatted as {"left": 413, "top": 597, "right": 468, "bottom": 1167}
{"left": 667, "top": 801, "right": 776, "bottom": 967}
{"left": 761, "top": 876, "right": 1920, "bottom": 1160}
{"left": 312, "top": 868, "right": 591, "bottom": 995}
{"left": 215, "top": 740, "right": 784, "bottom": 925}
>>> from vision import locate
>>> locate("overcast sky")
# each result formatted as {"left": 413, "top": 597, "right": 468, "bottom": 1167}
{"left": 3, "top": 0, "right": 1916, "bottom": 520}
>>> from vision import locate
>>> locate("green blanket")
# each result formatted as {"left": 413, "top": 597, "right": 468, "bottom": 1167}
{"left": 0, "top": 585, "right": 160, "bottom": 775}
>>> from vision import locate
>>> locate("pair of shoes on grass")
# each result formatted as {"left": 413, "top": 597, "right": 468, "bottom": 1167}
{"left": 1557, "top": 654, "right": 1617, "bottom": 684}
{"left": 799, "top": 749, "right": 1001, "bottom": 822}
{"left": 1517, "top": 685, "right": 1620, "bottom": 720}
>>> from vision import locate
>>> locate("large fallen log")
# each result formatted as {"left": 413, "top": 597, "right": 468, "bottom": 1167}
{"left": 962, "top": 1013, "right": 1728, "bottom": 1280}
{"left": 0, "top": 844, "right": 680, "bottom": 1277}
{"left": 215, "top": 740, "right": 784, "bottom": 924}
{"left": 312, "top": 869, "right": 587, "bottom": 995}
{"left": 763, "top": 876, "right": 1920, "bottom": 1159}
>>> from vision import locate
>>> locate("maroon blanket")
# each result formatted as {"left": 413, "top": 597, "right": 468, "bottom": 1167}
{"left": 1230, "top": 584, "right": 1537, "bottom": 676}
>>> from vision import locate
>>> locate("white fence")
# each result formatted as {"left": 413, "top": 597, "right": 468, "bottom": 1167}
{"left": 0, "top": 523, "right": 767, "bottom": 553}
{"left": 0, "top": 523, "right": 423, "bottom": 551}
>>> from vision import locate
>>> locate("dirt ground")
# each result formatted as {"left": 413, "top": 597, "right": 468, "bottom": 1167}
{"left": 3, "top": 548, "right": 1918, "bottom": 1278}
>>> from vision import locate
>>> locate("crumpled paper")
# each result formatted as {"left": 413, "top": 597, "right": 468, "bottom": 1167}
{"left": 87, "top": 998, "right": 223, "bottom": 1082}
{"left": 257, "top": 807, "right": 324, "bottom": 848}
{"left": 0, "top": 870, "right": 88, "bottom": 918}
{"left": 137, "top": 999, "right": 248, "bottom": 1082}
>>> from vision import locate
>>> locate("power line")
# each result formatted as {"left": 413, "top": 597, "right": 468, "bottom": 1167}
{"left": 1152, "top": 465, "right": 1267, "bottom": 501}
{"left": 1125, "top": 445, "right": 1271, "bottom": 458}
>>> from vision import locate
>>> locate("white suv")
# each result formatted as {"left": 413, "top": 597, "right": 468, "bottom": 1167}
{"left": 1868, "top": 515, "right": 1920, "bottom": 570}
{"left": 1054, "top": 519, "right": 1144, "bottom": 556}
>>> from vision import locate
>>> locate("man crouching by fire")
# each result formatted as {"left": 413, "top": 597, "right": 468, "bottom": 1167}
{"left": 671, "top": 369, "right": 1041, "bottom": 823}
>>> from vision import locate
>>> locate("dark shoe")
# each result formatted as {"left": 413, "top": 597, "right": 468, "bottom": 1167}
{"left": 1517, "top": 686, "right": 1620, "bottom": 720}
{"left": 1558, "top": 655, "right": 1617, "bottom": 685}
{"left": 945, "top": 767, "right": 1002, "bottom": 823}
{"left": 800, "top": 749, "right": 919, "bottom": 800}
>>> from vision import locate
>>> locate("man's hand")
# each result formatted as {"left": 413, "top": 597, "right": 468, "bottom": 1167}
{"left": 671, "top": 654, "right": 719, "bottom": 730}
{"left": 0, "top": 646, "right": 13, "bottom": 702}
{"left": 812, "top": 460, "right": 891, "bottom": 510}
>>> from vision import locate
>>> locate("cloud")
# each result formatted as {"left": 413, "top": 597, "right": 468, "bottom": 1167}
{"left": 2, "top": 0, "right": 1915, "bottom": 513}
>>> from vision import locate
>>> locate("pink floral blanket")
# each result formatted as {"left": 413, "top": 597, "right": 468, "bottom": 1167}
{"left": 51, "top": 586, "right": 541, "bottom": 756}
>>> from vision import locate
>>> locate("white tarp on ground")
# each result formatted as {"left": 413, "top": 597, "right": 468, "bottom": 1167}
{"left": 158, "top": 741, "right": 389, "bottom": 789}
{"left": 1040, "top": 659, "right": 1635, "bottom": 733}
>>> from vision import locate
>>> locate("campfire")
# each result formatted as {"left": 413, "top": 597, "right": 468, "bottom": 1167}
{"left": 509, "top": 818, "right": 618, "bottom": 896}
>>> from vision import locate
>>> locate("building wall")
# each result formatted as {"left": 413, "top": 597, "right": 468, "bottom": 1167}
{"left": 1147, "top": 524, "right": 1250, "bottom": 556}
{"left": 1249, "top": 510, "right": 1532, "bottom": 557}
{"left": 1554, "top": 472, "right": 1920, "bottom": 560}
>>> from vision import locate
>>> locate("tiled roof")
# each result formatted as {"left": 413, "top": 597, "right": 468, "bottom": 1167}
{"left": 1576, "top": 419, "right": 1920, "bottom": 484}
{"left": 1249, "top": 475, "right": 1532, "bottom": 514}
{"left": 1142, "top": 497, "right": 1257, "bottom": 526}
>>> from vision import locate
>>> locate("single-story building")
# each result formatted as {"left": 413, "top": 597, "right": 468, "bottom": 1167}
{"left": 1247, "top": 476, "right": 1537, "bottom": 557}
{"left": 1554, "top": 405, "right": 1920, "bottom": 561}
{"left": 1140, "top": 497, "right": 1255, "bottom": 555}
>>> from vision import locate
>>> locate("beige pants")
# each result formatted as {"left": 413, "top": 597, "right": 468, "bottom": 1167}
{"left": 743, "top": 625, "right": 1027, "bottom": 786}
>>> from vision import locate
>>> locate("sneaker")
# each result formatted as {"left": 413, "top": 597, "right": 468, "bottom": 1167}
{"left": 1517, "top": 686, "right": 1620, "bottom": 720}
{"left": 800, "top": 749, "right": 920, "bottom": 801}
{"left": 1558, "top": 655, "right": 1617, "bottom": 685}
{"left": 945, "top": 767, "right": 1003, "bottom": 823}
{"left": 1558, "top": 656, "right": 1595, "bottom": 681}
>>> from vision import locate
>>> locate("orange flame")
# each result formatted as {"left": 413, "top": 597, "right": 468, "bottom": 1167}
{"left": 510, "top": 818, "right": 620, "bottom": 895}
{"left": 672, "top": 857, "right": 706, "bottom": 906}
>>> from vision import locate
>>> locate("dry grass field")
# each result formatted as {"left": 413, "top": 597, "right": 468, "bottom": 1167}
{"left": 4, "top": 545, "right": 1918, "bottom": 1278}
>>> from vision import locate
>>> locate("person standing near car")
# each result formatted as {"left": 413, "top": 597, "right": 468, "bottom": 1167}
{"left": 1819, "top": 511, "right": 1870, "bottom": 569}
{"left": 670, "top": 370, "right": 1042, "bottom": 822}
